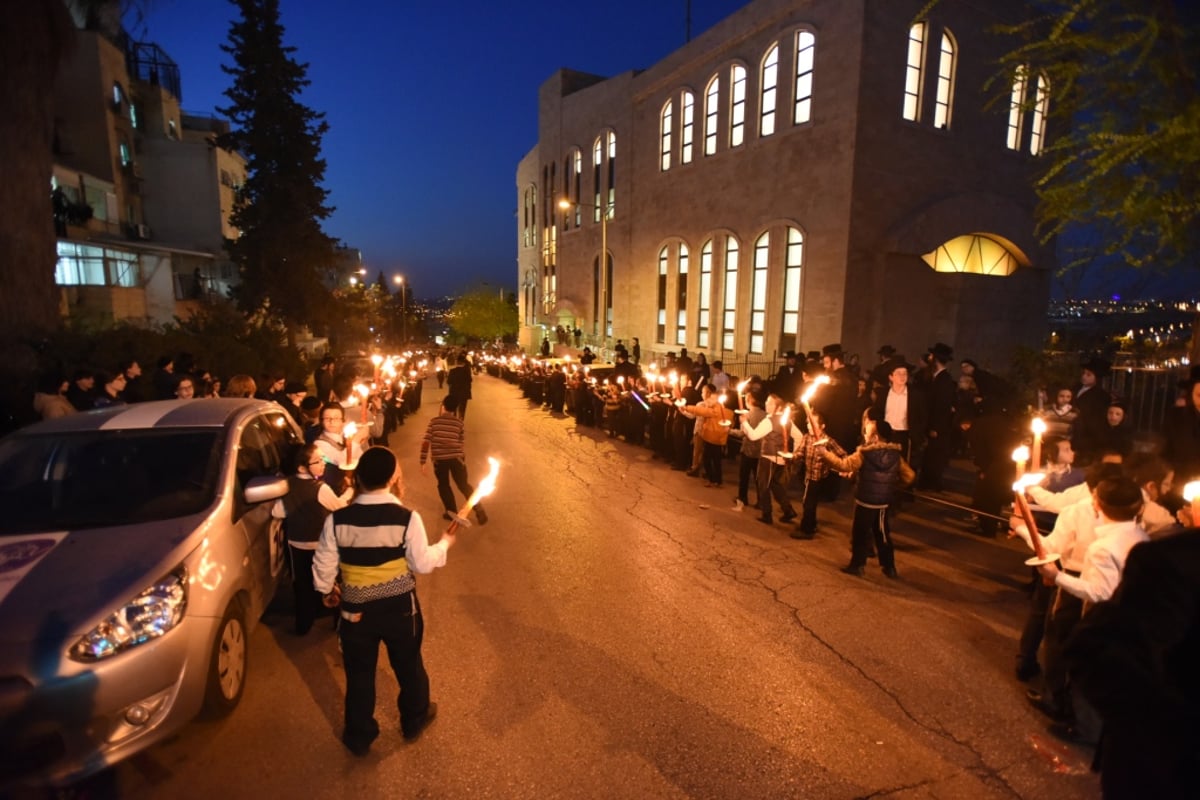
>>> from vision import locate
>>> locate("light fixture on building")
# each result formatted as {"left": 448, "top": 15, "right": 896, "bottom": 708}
{"left": 921, "top": 233, "right": 1024, "bottom": 276}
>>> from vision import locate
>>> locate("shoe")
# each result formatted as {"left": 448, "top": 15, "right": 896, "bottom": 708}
{"left": 1026, "top": 689, "right": 1068, "bottom": 722}
{"left": 780, "top": 511, "right": 797, "bottom": 523}
{"left": 403, "top": 702, "right": 438, "bottom": 742}
{"left": 789, "top": 530, "right": 815, "bottom": 540}
{"left": 732, "top": 499, "right": 745, "bottom": 512}
{"left": 686, "top": 468, "right": 700, "bottom": 477}
{"left": 703, "top": 481, "right": 716, "bottom": 488}
{"left": 841, "top": 565, "right": 865, "bottom": 577}
{"left": 882, "top": 566, "right": 899, "bottom": 579}
{"left": 474, "top": 506, "right": 488, "bottom": 525}
{"left": 758, "top": 516, "right": 773, "bottom": 525}
{"left": 1015, "top": 661, "right": 1041, "bottom": 682}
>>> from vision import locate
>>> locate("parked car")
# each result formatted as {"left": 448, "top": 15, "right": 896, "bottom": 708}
{"left": 0, "top": 399, "right": 302, "bottom": 788}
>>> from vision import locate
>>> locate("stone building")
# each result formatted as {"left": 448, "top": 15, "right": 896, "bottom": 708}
{"left": 516, "top": 0, "right": 1053, "bottom": 370}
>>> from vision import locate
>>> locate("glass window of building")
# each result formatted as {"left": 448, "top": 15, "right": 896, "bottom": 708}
{"left": 730, "top": 65, "right": 747, "bottom": 148}
{"left": 760, "top": 44, "right": 779, "bottom": 137}
{"left": 56, "top": 242, "right": 138, "bottom": 287}
{"left": 933, "top": 30, "right": 956, "bottom": 129}
{"left": 572, "top": 149, "right": 582, "bottom": 226}
{"left": 118, "top": 139, "right": 132, "bottom": 167}
{"left": 1029, "top": 72, "right": 1050, "bottom": 155}
{"left": 721, "top": 236, "right": 738, "bottom": 350}
{"left": 704, "top": 76, "right": 720, "bottom": 156}
{"left": 681, "top": 90, "right": 695, "bottom": 164}
{"left": 698, "top": 240, "right": 713, "bottom": 348}
{"left": 592, "top": 136, "right": 603, "bottom": 222}
{"left": 657, "top": 247, "right": 669, "bottom": 343}
{"left": 606, "top": 131, "right": 616, "bottom": 218}
{"left": 750, "top": 232, "right": 769, "bottom": 354}
{"left": 676, "top": 244, "right": 689, "bottom": 345}
{"left": 794, "top": 31, "right": 815, "bottom": 125}
{"left": 782, "top": 227, "right": 803, "bottom": 338}
{"left": 1006, "top": 67, "right": 1027, "bottom": 150}
{"left": 902, "top": 23, "right": 926, "bottom": 122}
{"left": 661, "top": 100, "right": 674, "bottom": 171}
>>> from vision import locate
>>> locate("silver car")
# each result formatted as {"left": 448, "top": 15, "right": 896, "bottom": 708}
{"left": 0, "top": 399, "right": 302, "bottom": 788}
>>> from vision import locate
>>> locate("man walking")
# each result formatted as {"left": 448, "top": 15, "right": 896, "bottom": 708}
{"left": 420, "top": 399, "right": 489, "bottom": 525}
{"left": 446, "top": 353, "right": 473, "bottom": 420}
{"left": 313, "top": 447, "right": 454, "bottom": 755}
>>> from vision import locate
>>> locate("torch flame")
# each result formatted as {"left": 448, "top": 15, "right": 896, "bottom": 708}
{"left": 354, "top": 383, "right": 369, "bottom": 398}
{"left": 1183, "top": 480, "right": 1200, "bottom": 503}
{"left": 1012, "top": 445, "right": 1030, "bottom": 464}
{"left": 800, "top": 374, "right": 831, "bottom": 405}
{"left": 736, "top": 378, "right": 750, "bottom": 393}
{"left": 466, "top": 457, "right": 501, "bottom": 509}
{"left": 1031, "top": 417, "right": 1047, "bottom": 435}
{"left": 370, "top": 354, "right": 383, "bottom": 367}
{"left": 1012, "top": 472, "right": 1045, "bottom": 493}
{"left": 779, "top": 406, "right": 791, "bottom": 428}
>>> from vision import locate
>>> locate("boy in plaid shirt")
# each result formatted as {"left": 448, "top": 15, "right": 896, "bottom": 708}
{"left": 790, "top": 406, "right": 847, "bottom": 540}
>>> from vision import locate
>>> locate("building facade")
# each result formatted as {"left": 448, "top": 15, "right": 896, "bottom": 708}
{"left": 517, "top": 0, "right": 1053, "bottom": 370}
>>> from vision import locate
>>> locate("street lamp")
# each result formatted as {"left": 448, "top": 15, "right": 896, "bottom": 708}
{"left": 559, "top": 197, "right": 611, "bottom": 341}
{"left": 394, "top": 274, "right": 406, "bottom": 344}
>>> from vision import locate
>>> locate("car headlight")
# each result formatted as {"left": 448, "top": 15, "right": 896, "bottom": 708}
{"left": 70, "top": 569, "right": 188, "bottom": 662}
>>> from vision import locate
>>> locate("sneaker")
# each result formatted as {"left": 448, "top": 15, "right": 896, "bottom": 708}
{"left": 475, "top": 506, "right": 488, "bottom": 525}
{"left": 403, "top": 702, "right": 438, "bottom": 742}
{"left": 732, "top": 499, "right": 745, "bottom": 512}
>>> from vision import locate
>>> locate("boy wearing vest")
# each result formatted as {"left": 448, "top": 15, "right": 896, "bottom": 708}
{"left": 313, "top": 446, "right": 457, "bottom": 756}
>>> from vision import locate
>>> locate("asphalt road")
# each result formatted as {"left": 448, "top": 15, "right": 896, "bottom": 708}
{"left": 47, "top": 374, "right": 1100, "bottom": 799}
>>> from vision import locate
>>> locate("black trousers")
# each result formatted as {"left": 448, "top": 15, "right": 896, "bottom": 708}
{"left": 434, "top": 457, "right": 477, "bottom": 516}
{"left": 850, "top": 503, "right": 895, "bottom": 569}
{"left": 736, "top": 454, "right": 758, "bottom": 505}
{"left": 287, "top": 544, "right": 321, "bottom": 635}
{"left": 799, "top": 475, "right": 822, "bottom": 534}
{"left": 702, "top": 441, "right": 724, "bottom": 484}
{"left": 756, "top": 459, "right": 794, "bottom": 521}
{"left": 1042, "top": 588, "right": 1084, "bottom": 716}
{"left": 1017, "top": 577, "right": 1055, "bottom": 670}
{"left": 339, "top": 592, "right": 432, "bottom": 747}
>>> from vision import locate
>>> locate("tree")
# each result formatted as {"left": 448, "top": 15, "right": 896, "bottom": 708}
{"left": 448, "top": 287, "right": 517, "bottom": 343}
{"left": 990, "top": 0, "right": 1199, "bottom": 278}
{"left": 218, "top": 0, "right": 336, "bottom": 348}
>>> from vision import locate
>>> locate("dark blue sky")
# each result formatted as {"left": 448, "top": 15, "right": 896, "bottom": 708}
{"left": 130, "top": 0, "right": 750, "bottom": 298}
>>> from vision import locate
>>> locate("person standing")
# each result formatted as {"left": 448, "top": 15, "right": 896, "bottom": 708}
{"left": 871, "top": 357, "right": 926, "bottom": 466}
{"left": 631, "top": 337, "right": 641, "bottom": 365}
{"left": 741, "top": 394, "right": 797, "bottom": 526}
{"left": 1072, "top": 357, "right": 1112, "bottom": 464}
{"left": 918, "top": 343, "right": 956, "bottom": 491}
{"left": 313, "top": 447, "right": 454, "bottom": 755}
{"left": 272, "top": 444, "right": 352, "bottom": 635}
{"left": 445, "top": 353, "right": 473, "bottom": 420}
{"left": 420, "top": 399, "right": 489, "bottom": 525}
{"left": 732, "top": 391, "right": 766, "bottom": 511}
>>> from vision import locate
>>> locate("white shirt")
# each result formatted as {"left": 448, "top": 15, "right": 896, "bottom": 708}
{"left": 1013, "top": 496, "right": 1098, "bottom": 573}
{"left": 270, "top": 474, "right": 353, "bottom": 549}
{"left": 884, "top": 388, "right": 908, "bottom": 431}
{"left": 1054, "top": 519, "right": 1148, "bottom": 605}
{"left": 1027, "top": 480, "right": 1092, "bottom": 514}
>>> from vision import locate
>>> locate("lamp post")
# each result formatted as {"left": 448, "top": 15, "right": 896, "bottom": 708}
{"left": 559, "top": 197, "right": 610, "bottom": 343}
{"left": 393, "top": 274, "right": 406, "bottom": 344}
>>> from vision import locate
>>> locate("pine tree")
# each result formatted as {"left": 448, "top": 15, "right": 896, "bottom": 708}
{"left": 218, "top": 0, "right": 336, "bottom": 347}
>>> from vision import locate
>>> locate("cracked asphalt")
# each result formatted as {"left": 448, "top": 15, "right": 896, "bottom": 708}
{"left": 55, "top": 373, "right": 1100, "bottom": 799}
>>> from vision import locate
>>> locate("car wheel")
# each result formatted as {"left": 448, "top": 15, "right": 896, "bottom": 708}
{"left": 203, "top": 599, "right": 247, "bottom": 716}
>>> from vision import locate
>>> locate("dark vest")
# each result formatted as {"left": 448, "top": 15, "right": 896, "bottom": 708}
{"left": 282, "top": 476, "right": 326, "bottom": 544}
{"left": 856, "top": 445, "right": 903, "bottom": 506}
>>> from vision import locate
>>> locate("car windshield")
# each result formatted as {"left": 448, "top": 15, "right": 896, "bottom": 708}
{"left": 0, "top": 428, "right": 224, "bottom": 535}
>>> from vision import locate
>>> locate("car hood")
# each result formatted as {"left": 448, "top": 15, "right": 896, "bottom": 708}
{"left": 0, "top": 513, "right": 209, "bottom": 647}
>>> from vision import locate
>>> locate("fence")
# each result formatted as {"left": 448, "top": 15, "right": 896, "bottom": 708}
{"left": 1106, "top": 365, "right": 1192, "bottom": 434}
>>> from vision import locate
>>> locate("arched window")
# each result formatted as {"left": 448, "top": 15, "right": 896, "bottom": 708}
{"left": 1006, "top": 66, "right": 1028, "bottom": 150}
{"left": 676, "top": 244, "right": 690, "bottom": 345}
{"left": 657, "top": 246, "right": 669, "bottom": 343}
{"left": 704, "top": 76, "right": 720, "bottom": 156}
{"left": 794, "top": 31, "right": 815, "bottom": 125}
{"left": 721, "top": 236, "right": 739, "bottom": 350}
{"left": 593, "top": 136, "right": 603, "bottom": 222}
{"left": 112, "top": 81, "right": 124, "bottom": 108}
{"left": 933, "top": 30, "right": 956, "bottom": 129}
{"left": 922, "top": 234, "right": 1021, "bottom": 276}
{"left": 1029, "top": 72, "right": 1050, "bottom": 155}
{"left": 606, "top": 131, "right": 616, "bottom": 218}
{"left": 681, "top": 90, "right": 696, "bottom": 164}
{"left": 782, "top": 227, "right": 803, "bottom": 343}
{"left": 572, "top": 149, "right": 582, "bottom": 226}
{"left": 730, "top": 65, "right": 747, "bottom": 147}
{"left": 660, "top": 100, "right": 674, "bottom": 171}
{"left": 698, "top": 240, "right": 713, "bottom": 348}
{"left": 761, "top": 45, "right": 779, "bottom": 137}
{"left": 750, "top": 232, "right": 769, "bottom": 354}
{"left": 562, "top": 156, "right": 573, "bottom": 229}
{"left": 902, "top": 22, "right": 926, "bottom": 122}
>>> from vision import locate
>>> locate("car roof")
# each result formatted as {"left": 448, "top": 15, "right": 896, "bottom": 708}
{"left": 10, "top": 399, "right": 278, "bottom": 436}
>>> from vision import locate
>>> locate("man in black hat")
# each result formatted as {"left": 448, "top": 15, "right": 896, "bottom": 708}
{"left": 919, "top": 343, "right": 957, "bottom": 491}
{"left": 313, "top": 446, "right": 456, "bottom": 755}
{"left": 870, "top": 345, "right": 897, "bottom": 389}
{"left": 1073, "top": 357, "right": 1112, "bottom": 464}
{"left": 279, "top": 381, "right": 308, "bottom": 428}
{"left": 773, "top": 351, "right": 802, "bottom": 403}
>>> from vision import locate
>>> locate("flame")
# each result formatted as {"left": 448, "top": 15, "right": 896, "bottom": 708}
{"left": 343, "top": 421, "right": 357, "bottom": 438}
{"left": 800, "top": 374, "right": 831, "bottom": 405}
{"left": 1012, "top": 445, "right": 1030, "bottom": 463}
{"left": 466, "top": 457, "right": 501, "bottom": 508}
{"left": 1183, "top": 480, "right": 1200, "bottom": 503}
{"left": 736, "top": 378, "right": 750, "bottom": 393}
{"left": 370, "top": 354, "right": 383, "bottom": 367}
{"left": 1013, "top": 472, "right": 1045, "bottom": 493}
{"left": 1031, "top": 417, "right": 1047, "bottom": 435}
{"left": 354, "top": 383, "right": 369, "bottom": 398}
{"left": 779, "top": 406, "right": 791, "bottom": 428}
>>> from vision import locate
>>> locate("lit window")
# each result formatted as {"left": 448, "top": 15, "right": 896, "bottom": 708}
{"left": 698, "top": 240, "right": 713, "bottom": 348}
{"left": 681, "top": 90, "right": 695, "bottom": 163}
{"left": 704, "top": 76, "right": 719, "bottom": 156}
{"left": 722, "top": 236, "right": 738, "bottom": 351}
{"left": 903, "top": 23, "right": 926, "bottom": 122}
{"left": 593, "top": 136, "right": 603, "bottom": 222}
{"left": 676, "top": 244, "right": 689, "bottom": 345}
{"left": 1029, "top": 72, "right": 1050, "bottom": 155}
{"left": 112, "top": 82, "right": 124, "bottom": 108}
{"left": 782, "top": 227, "right": 803, "bottom": 337}
{"left": 661, "top": 100, "right": 674, "bottom": 171}
{"left": 130, "top": 103, "right": 139, "bottom": 129}
{"left": 933, "top": 31, "right": 956, "bottom": 129}
{"left": 794, "top": 31, "right": 815, "bottom": 125}
{"left": 750, "top": 232, "right": 769, "bottom": 354}
{"left": 118, "top": 140, "right": 132, "bottom": 167}
{"left": 1006, "top": 67, "right": 1027, "bottom": 150}
{"left": 730, "top": 65, "right": 747, "bottom": 147}
{"left": 761, "top": 45, "right": 779, "bottom": 137}
{"left": 572, "top": 150, "right": 582, "bottom": 226}
{"left": 168, "top": 119, "right": 178, "bottom": 140}
{"left": 56, "top": 241, "right": 139, "bottom": 287}
{"left": 921, "top": 234, "right": 1021, "bottom": 276}
{"left": 657, "top": 247, "right": 668, "bottom": 343}
{"left": 606, "top": 131, "right": 616, "bottom": 218}
{"left": 562, "top": 156, "right": 572, "bottom": 229}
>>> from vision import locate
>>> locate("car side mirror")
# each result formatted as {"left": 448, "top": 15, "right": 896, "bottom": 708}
{"left": 244, "top": 475, "right": 289, "bottom": 505}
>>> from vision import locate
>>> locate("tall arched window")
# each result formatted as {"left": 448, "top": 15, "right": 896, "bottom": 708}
{"left": 698, "top": 240, "right": 713, "bottom": 348}
{"left": 1006, "top": 66, "right": 1028, "bottom": 150}
{"left": 660, "top": 100, "right": 674, "bottom": 171}
{"left": 1029, "top": 72, "right": 1050, "bottom": 155}
{"left": 781, "top": 227, "right": 803, "bottom": 345}
{"left": 606, "top": 131, "right": 616, "bottom": 218}
{"left": 794, "top": 31, "right": 815, "bottom": 125}
{"left": 676, "top": 244, "right": 690, "bottom": 345}
{"left": 562, "top": 156, "right": 573, "bottom": 229}
{"left": 704, "top": 76, "right": 720, "bottom": 156}
{"left": 592, "top": 136, "right": 603, "bottom": 221}
{"left": 657, "top": 246, "right": 669, "bottom": 343}
{"left": 750, "top": 233, "right": 769, "bottom": 354}
{"left": 681, "top": 90, "right": 696, "bottom": 164}
{"left": 761, "top": 45, "right": 779, "bottom": 137}
{"left": 933, "top": 30, "right": 957, "bottom": 129}
{"left": 572, "top": 149, "right": 582, "bottom": 226}
{"left": 903, "top": 22, "right": 926, "bottom": 122}
{"left": 721, "top": 236, "right": 739, "bottom": 351}
{"left": 730, "top": 65, "right": 747, "bottom": 147}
